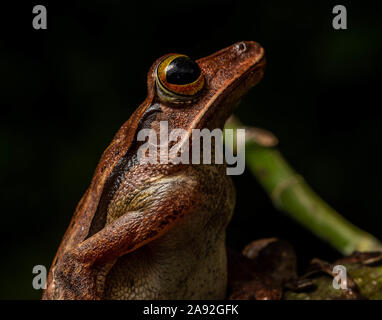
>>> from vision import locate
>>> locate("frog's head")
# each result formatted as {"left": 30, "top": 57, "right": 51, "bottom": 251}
{"left": 146, "top": 41, "right": 265, "bottom": 130}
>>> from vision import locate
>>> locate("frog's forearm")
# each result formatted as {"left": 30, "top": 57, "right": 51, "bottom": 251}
{"left": 73, "top": 178, "right": 197, "bottom": 265}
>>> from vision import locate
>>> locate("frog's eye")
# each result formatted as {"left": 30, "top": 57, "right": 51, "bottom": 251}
{"left": 156, "top": 54, "right": 204, "bottom": 102}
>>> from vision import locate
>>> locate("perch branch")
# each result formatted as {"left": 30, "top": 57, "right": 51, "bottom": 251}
{"left": 225, "top": 118, "right": 382, "bottom": 255}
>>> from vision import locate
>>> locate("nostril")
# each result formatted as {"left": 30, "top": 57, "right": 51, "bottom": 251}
{"left": 235, "top": 42, "right": 247, "bottom": 53}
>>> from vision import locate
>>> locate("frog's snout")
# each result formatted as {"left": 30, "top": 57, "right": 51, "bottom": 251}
{"left": 233, "top": 41, "right": 264, "bottom": 58}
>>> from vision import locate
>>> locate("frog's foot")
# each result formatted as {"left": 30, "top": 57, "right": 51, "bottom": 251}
{"left": 227, "top": 238, "right": 297, "bottom": 300}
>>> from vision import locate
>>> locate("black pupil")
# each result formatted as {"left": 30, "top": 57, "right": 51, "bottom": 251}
{"left": 165, "top": 56, "right": 201, "bottom": 85}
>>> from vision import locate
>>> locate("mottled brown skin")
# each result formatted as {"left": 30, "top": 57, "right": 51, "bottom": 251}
{"left": 43, "top": 41, "right": 265, "bottom": 300}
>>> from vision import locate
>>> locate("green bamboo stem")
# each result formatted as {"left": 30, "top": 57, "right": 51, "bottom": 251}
{"left": 225, "top": 120, "right": 382, "bottom": 255}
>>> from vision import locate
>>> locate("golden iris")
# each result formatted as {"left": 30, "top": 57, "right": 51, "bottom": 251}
{"left": 156, "top": 54, "right": 204, "bottom": 101}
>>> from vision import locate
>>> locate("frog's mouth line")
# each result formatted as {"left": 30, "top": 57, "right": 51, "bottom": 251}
{"left": 195, "top": 55, "right": 266, "bottom": 124}
{"left": 223, "top": 55, "right": 266, "bottom": 98}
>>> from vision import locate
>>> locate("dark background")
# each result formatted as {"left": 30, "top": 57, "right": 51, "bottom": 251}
{"left": 1, "top": 0, "right": 381, "bottom": 299}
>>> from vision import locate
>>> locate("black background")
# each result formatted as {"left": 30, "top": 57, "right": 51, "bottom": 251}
{"left": 1, "top": 0, "right": 382, "bottom": 299}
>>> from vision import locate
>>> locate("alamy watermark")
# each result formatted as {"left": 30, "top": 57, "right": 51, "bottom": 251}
{"left": 32, "top": 265, "right": 47, "bottom": 290}
{"left": 32, "top": 5, "right": 47, "bottom": 30}
{"left": 332, "top": 5, "right": 347, "bottom": 30}
{"left": 136, "top": 121, "right": 246, "bottom": 175}
{"left": 332, "top": 265, "right": 347, "bottom": 290}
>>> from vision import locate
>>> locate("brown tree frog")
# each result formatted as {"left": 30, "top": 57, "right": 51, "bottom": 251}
{"left": 43, "top": 41, "right": 266, "bottom": 299}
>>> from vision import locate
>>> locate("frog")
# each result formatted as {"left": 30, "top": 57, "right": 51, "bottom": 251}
{"left": 42, "top": 41, "right": 266, "bottom": 300}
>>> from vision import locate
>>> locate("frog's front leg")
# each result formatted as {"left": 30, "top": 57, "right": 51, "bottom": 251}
{"left": 51, "top": 174, "right": 198, "bottom": 300}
